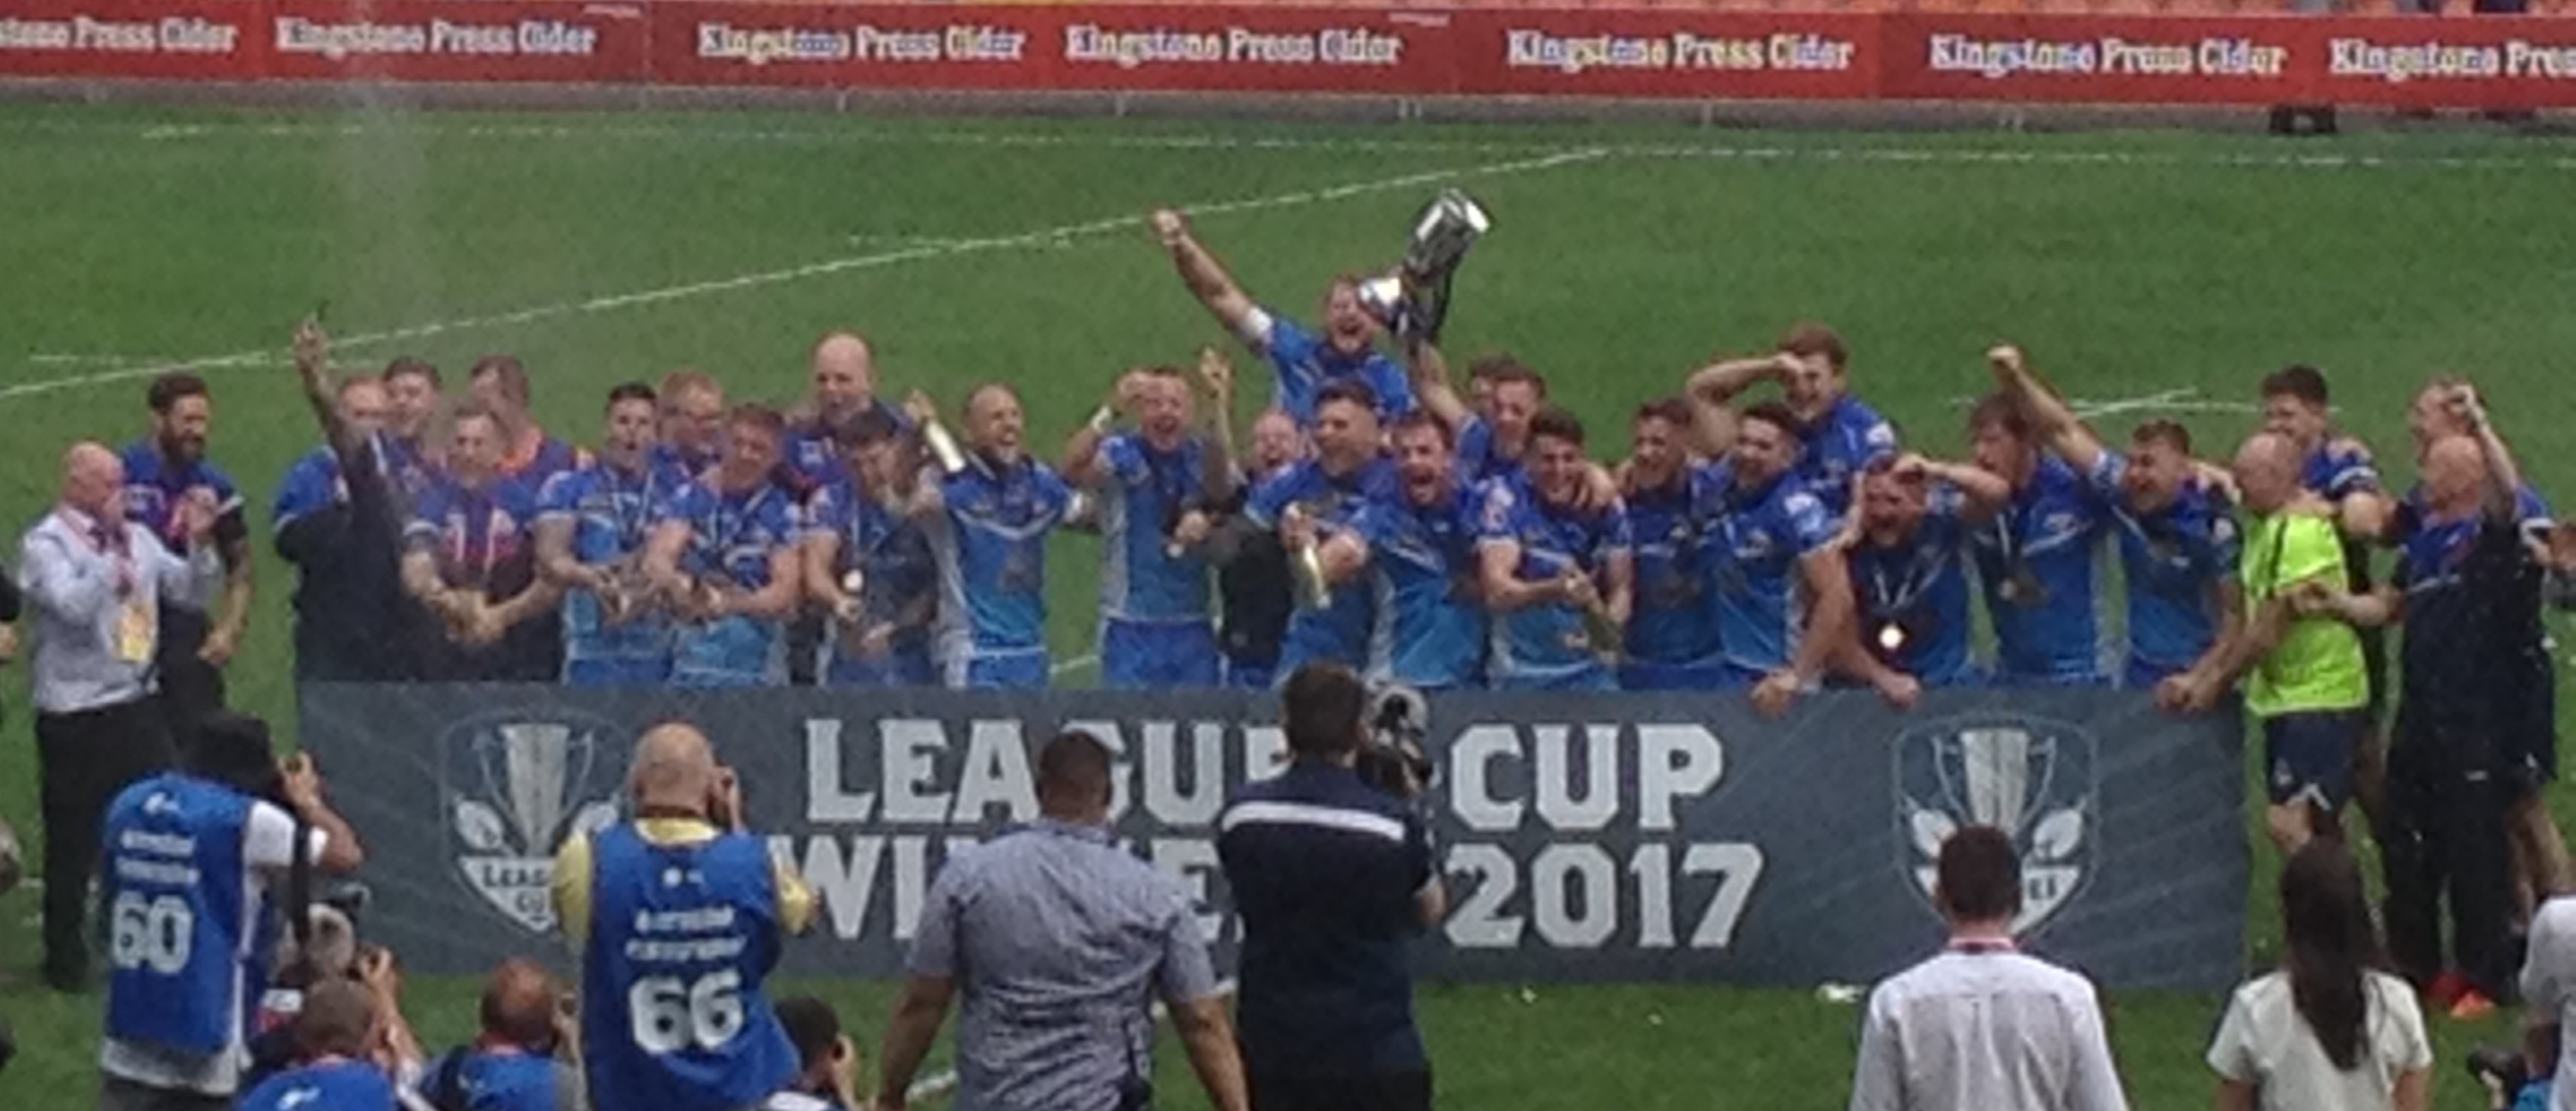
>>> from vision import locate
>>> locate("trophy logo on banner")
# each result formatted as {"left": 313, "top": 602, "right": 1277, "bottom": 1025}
{"left": 445, "top": 714, "right": 625, "bottom": 934}
{"left": 1894, "top": 712, "right": 2099, "bottom": 934}
{"left": 1356, "top": 189, "right": 1490, "bottom": 345}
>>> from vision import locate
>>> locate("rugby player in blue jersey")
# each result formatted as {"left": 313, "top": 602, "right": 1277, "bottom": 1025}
{"left": 1151, "top": 207, "right": 1415, "bottom": 428}
{"left": 2262, "top": 364, "right": 2397, "bottom": 543}
{"left": 1063, "top": 363, "right": 1232, "bottom": 688}
{"left": 903, "top": 385, "right": 1082, "bottom": 689}
{"left": 1618, "top": 399, "right": 1726, "bottom": 689}
{"left": 785, "top": 332, "right": 910, "bottom": 498}
{"left": 1477, "top": 407, "right": 1632, "bottom": 692}
{"left": 1243, "top": 382, "right": 1399, "bottom": 679}
{"left": 641, "top": 405, "right": 804, "bottom": 688}
{"left": 1405, "top": 339, "right": 1548, "bottom": 485}
{"left": 1684, "top": 322, "right": 1897, "bottom": 515}
{"left": 378, "top": 357, "right": 445, "bottom": 497}
{"left": 1354, "top": 413, "right": 1487, "bottom": 689}
{"left": 1696, "top": 402, "right": 1859, "bottom": 717}
{"left": 803, "top": 411, "right": 938, "bottom": 688}
{"left": 537, "top": 383, "right": 677, "bottom": 688}
{"left": 1991, "top": 345, "right": 2242, "bottom": 709}
{"left": 653, "top": 369, "right": 727, "bottom": 488}
{"left": 1832, "top": 454, "right": 2005, "bottom": 707}
{"left": 123, "top": 371, "right": 254, "bottom": 722}
{"left": 401, "top": 403, "right": 562, "bottom": 681}
{"left": 467, "top": 355, "right": 585, "bottom": 491}
{"left": 1965, "top": 381, "right": 2118, "bottom": 688}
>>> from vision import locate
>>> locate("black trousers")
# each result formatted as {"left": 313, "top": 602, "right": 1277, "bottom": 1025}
{"left": 2383, "top": 724, "right": 2520, "bottom": 999}
{"left": 1249, "top": 1070, "right": 1432, "bottom": 1111}
{"left": 36, "top": 699, "right": 176, "bottom": 987}
{"left": 152, "top": 604, "right": 227, "bottom": 742}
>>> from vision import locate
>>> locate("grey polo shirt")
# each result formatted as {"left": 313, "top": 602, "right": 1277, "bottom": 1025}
{"left": 17, "top": 506, "right": 220, "bottom": 715}
{"left": 908, "top": 818, "right": 1219, "bottom": 1111}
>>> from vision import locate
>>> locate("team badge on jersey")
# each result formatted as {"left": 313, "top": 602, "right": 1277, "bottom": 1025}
{"left": 443, "top": 712, "right": 625, "bottom": 934}
{"left": 1893, "top": 713, "right": 2098, "bottom": 934}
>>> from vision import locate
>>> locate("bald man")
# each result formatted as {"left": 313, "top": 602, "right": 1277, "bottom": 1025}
{"left": 552, "top": 723, "right": 815, "bottom": 1111}
{"left": 2315, "top": 427, "right": 2539, "bottom": 1013}
{"left": 2196, "top": 433, "right": 2369, "bottom": 857}
{"left": 785, "top": 332, "right": 911, "bottom": 499}
{"left": 903, "top": 384, "right": 1081, "bottom": 689}
{"left": 418, "top": 958, "right": 583, "bottom": 1111}
{"left": 19, "top": 441, "right": 222, "bottom": 991}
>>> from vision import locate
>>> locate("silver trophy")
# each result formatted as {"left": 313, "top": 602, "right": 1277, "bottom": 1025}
{"left": 1356, "top": 189, "right": 1490, "bottom": 345}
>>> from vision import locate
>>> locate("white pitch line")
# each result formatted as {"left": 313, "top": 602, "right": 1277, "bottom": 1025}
{"left": 0, "top": 147, "right": 1605, "bottom": 404}
{"left": 1049, "top": 653, "right": 1100, "bottom": 677}
{"left": 906, "top": 978, "right": 1237, "bottom": 1104}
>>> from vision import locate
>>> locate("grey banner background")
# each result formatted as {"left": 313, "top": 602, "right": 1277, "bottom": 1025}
{"left": 301, "top": 684, "right": 2248, "bottom": 990}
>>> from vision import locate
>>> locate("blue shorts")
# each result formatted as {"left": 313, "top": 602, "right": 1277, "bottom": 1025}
{"left": 1223, "top": 658, "right": 1276, "bottom": 691}
{"left": 1493, "top": 664, "right": 1616, "bottom": 693}
{"left": 1101, "top": 619, "right": 1219, "bottom": 689}
{"left": 563, "top": 657, "right": 670, "bottom": 688}
{"left": 947, "top": 648, "right": 1049, "bottom": 690}
{"left": 1992, "top": 668, "right": 2111, "bottom": 689}
{"left": 827, "top": 650, "right": 936, "bottom": 688}
{"left": 2265, "top": 710, "right": 2368, "bottom": 810}
{"left": 1619, "top": 658, "right": 1730, "bottom": 691}
{"left": 669, "top": 616, "right": 783, "bottom": 688}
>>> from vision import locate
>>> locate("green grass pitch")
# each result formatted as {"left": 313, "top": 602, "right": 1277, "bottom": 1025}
{"left": 5, "top": 102, "right": 2576, "bottom": 1109}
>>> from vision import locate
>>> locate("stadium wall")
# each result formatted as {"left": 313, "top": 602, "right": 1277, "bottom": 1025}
{"left": 305, "top": 683, "right": 2248, "bottom": 988}
{"left": 5, "top": 1, "right": 2576, "bottom": 111}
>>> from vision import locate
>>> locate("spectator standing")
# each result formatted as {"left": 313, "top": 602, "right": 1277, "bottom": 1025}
{"left": 400, "top": 404, "right": 560, "bottom": 682}
{"left": 467, "top": 355, "right": 584, "bottom": 489}
{"left": 551, "top": 722, "right": 816, "bottom": 1111}
{"left": 99, "top": 712, "right": 364, "bottom": 1108}
{"left": 803, "top": 412, "right": 937, "bottom": 688}
{"left": 2206, "top": 841, "right": 2432, "bottom": 1111}
{"left": 2520, "top": 892, "right": 2576, "bottom": 1111}
{"left": 903, "top": 384, "right": 1081, "bottom": 689}
{"left": 19, "top": 441, "right": 223, "bottom": 991}
{"left": 1062, "top": 363, "right": 1231, "bottom": 689}
{"left": 416, "top": 958, "right": 586, "bottom": 1111}
{"left": 120, "top": 371, "right": 253, "bottom": 730}
{"left": 235, "top": 981, "right": 400, "bottom": 1111}
{"left": 278, "top": 325, "right": 418, "bottom": 682}
{"left": 537, "top": 383, "right": 677, "bottom": 688}
{"left": 2203, "top": 433, "right": 2369, "bottom": 857}
{"left": 642, "top": 405, "right": 803, "bottom": 688}
{"left": 1219, "top": 664, "right": 1444, "bottom": 1111}
{"left": 1847, "top": 826, "right": 2128, "bottom": 1111}
{"left": 876, "top": 731, "right": 1249, "bottom": 1111}
{"left": 1151, "top": 207, "right": 1415, "bottom": 428}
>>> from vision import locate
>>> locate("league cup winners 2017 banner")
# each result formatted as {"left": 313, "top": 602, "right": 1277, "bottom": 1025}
{"left": 300, "top": 684, "right": 2246, "bottom": 990}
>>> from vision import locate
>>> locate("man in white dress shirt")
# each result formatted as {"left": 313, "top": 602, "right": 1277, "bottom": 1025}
{"left": 1848, "top": 826, "right": 2129, "bottom": 1111}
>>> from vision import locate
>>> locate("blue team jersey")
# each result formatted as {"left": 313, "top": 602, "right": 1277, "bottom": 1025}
{"left": 273, "top": 447, "right": 346, "bottom": 534}
{"left": 103, "top": 774, "right": 255, "bottom": 1056}
{"left": 502, "top": 434, "right": 584, "bottom": 491}
{"left": 2090, "top": 453, "right": 2239, "bottom": 683}
{"left": 1796, "top": 395, "right": 1898, "bottom": 514}
{"left": 2404, "top": 480, "right": 2554, "bottom": 537}
{"left": 806, "top": 479, "right": 936, "bottom": 668}
{"left": 1248, "top": 458, "right": 1399, "bottom": 676}
{"left": 1697, "top": 462, "right": 1839, "bottom": 677}
{"left": 424, "top": 1047, "right": 569, "bottom": 1111}
{"left": 378, "top": 433, "right": 441, "bottom": 501}
{"left": 121, "top": 441, "right": 244, "bottom": 549}
{"left": 1095, "top": 434, "right": 1214, "bottom": 623}
{"left": 654, "top": 477, "right": 799, "bottom": 688}
{"left": 1847, "top": 486, "right": 1978, "bottom": 686}
{"left": 581, "top": 825, "right": 795, "bottom": 1111}
{"left": 1357, "top": 487, "right": 1486, "bottom": 688}
{"left": 237, "top": 1059, "right": 397, "bottom": 1111}
{"left": 1453, "top": 416, "right": 1524, "bottom": 486}
{"left": 783, "top": 401, "right": 912, "bottom": 496}
{"left": 1477, "top": 476, "right": 1631, "bottom": 684}
{"left": 1260, "top": 310, "right": 1416, "bottom": 428}
{"left": 1971, "top": 455, "right": 2115, "bottom": 685}
{"left": 406, "top": 476, "right": 540, "bottom": 593}
{"left": 2302, "top": 438, "right": 2383, "bottom": 501}
{"left": 649, "top": 443, "right": 721, "bottom": 491}
{"left": 928, "top": 457, "right": 1075, "bottom": 658}
{"left": 539, "top": 460, "right": 677, "bottom": 670}
{"left": 1623, "top": 469, "right": 1725, "bottom": 670}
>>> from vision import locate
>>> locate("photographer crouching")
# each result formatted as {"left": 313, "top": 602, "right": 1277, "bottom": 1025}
{"left": 1218, "top": 664, "right": 1445, "bottom": 1111}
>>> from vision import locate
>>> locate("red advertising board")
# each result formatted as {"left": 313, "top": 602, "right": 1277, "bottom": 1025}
{"left": 1449, "top": 9, "right": 1876, "bottom": 100}
{"left": 6, "top": 0, "right": 2576, "bottom": 110}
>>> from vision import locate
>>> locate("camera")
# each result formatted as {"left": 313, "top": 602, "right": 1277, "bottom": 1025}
{"left": 1356, "top": 683, "right": 1436, "bottom": 798}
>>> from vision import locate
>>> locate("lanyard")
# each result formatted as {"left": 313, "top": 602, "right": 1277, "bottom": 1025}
{"left": 608, "top": 464, "right": 657, "bottom": 551}
{"left": 1865, "top": 539, "right": 1940, "bottom": 620}
{"left": 697, "top": 484, "right": 773, "bottom": 580}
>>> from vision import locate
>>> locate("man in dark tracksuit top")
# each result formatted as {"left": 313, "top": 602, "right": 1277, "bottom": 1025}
{"left": 1219, "top": 664, "right": 1445, "bottom": 1111}
{"left": 279, "top": 333, "right": 426, "bottom": 682}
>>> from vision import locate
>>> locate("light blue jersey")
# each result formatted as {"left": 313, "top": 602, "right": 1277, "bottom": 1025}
{"left": 103, "top": 774, "right": 256, "bottom": 1058}
{"left": 1846, "top": 485, "right": 1979, "bottom": 687}
{"left": 538, "top": 459, "right": 675, "bottom": 685}
{"left": 1095, "top": 433, "right": 1215, "bottom": 624}
{"left": 1476, "top": 476, "right": 1629, "bottom": 690}
{"left": 654, "top": 477, "right": 798, "bottom": 688}
{"left": 1696, "top": 462, "right": 1839, "bottom": 681}
{"left": 1359, "top": 485, "right": 1486, "bottom": 689}
{"left": 1622, "top": 466, "right": 1725, "bottom": 686}
{"left": 924, "top": 456, "right": 1075, "bottom": 687}
{"left": 2090, "top": 453, "right": 2239, "bottom": 687}
{"left": 1970, "top": 455, "right": 2116, "bottom": 686}
{"left": 1247, "top": 457, "right": 1399, "bottom": 679}
{"left": 1259, "top": 309, "right": 1415, "bottom": 428}
{"left": 1794, "top": 394, "right": 1898, "bottom": 515}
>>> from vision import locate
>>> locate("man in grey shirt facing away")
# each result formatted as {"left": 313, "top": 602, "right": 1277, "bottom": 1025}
{"left": 874, "top": 730, "right": 1248, "bottom": 1111}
